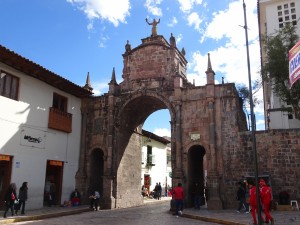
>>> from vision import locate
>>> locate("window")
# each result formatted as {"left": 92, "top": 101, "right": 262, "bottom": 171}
{"left": 277, "top": 5, "right": 282, "bottom": 10}
{"left": 278, "top": 11, "right": 282, "bottom": 16}
{"left": 0, "top": 71, "right": 19, "bottom": 100}
{"left": 290, "top": 2, "right": 295, "bottom": 8}
{"left": 288, "top": 114, "right": 293, "bottom": 120}
{"left": 285, "top": 16, "right": 290, "bottom": 21}
{"left": 279, "top": 17, "right": 283, "bottom": 23}
{"left": 284, "top": 4, "right": 288, "bottom": 9}
{"left": 52, "top": 93, "right": 68, "bottom": 112}
{"left": 284, "top": 10, "right": 289, "bottom": 15}
{"left": 291, "top": 8, "right": 295, "bottom": 14}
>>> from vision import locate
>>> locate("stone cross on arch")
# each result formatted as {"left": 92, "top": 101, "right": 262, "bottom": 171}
{"left": 146, "top": 18, "right": 160, "bottom": 37}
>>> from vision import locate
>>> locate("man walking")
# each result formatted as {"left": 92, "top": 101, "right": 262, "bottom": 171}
{"left": 259, "top": 179, "right": 274, "bottom": 225}
{"left": 172, "top": 183, "right": 184, "bottom": 217}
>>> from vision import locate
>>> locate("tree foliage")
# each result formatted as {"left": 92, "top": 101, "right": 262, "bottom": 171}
{"left": 236, "top": 79, "right": 261, "bottom": 110}
{"left": 262, "top": 23, "right": 300, "bottom": 119}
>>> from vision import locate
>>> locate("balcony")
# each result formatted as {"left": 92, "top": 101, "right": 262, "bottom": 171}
{"left": 48, "top": 107, "right": 72, "bottom": 133}
{"left": 146, "top": 154, "right": 155, "bottom": 166}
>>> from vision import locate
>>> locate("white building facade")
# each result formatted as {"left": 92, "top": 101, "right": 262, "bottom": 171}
{"left": 140, "top": 130, "right": 171, "bottom": 196}
{"left": 0, "top": 45, "right": 92, "bottom": 210}
{"left": 258, "top": 0, "right": 300, "bottom": 129}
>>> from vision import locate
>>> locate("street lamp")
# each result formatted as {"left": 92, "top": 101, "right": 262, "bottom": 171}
{"left": 242, "top": 1, "right": 262, "bottom": 225}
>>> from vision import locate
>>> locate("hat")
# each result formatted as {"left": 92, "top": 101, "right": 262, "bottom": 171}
{"left": 259, "top": 179, "right": 266, "bottom": 186}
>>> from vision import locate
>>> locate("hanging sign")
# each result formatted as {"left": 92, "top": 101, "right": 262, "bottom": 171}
{"left": 0, "top": 154, "right": 10, "bottom": 161}
{"left": 289, "top": 40, "right": 300, "bottom": 87}
{"left": 49, "top": 160, "right": 63, "bottom": 166}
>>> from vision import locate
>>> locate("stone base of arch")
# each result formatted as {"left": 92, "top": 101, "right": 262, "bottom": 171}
{"left": 207, "top": 198, "right": 223, "bottom": 210}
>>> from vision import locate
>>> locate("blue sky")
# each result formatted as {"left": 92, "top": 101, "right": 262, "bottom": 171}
{"left": 0, "top": 0, "right": 263, "bottom": 137}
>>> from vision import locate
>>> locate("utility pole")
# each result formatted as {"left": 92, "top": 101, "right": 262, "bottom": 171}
{"left": 242, "top": 1, "right": 262, "bottom": 225}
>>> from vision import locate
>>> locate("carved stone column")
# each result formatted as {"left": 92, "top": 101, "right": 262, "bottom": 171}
{"left": 75, "top": 107, "right": 88, "bottom": 202}
{"left": 207, "top": 100, "right": 222, "bottom": 209}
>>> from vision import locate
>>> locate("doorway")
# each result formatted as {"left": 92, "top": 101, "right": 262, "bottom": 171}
{"left": 0, "top": 155, "right": 12, "bottom": 209}
{"left": 44, "top": 160, "right": 64, "bottom": 206}
{"left": 188, "top": 145, "right": 206, "bottom": 207}
{"left": 89, "top": 149, "right": 104, "bottom": 196}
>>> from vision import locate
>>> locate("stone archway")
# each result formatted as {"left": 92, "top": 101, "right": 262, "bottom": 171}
{"left": 77, "top": 32, "right": 247, "bottom": 210}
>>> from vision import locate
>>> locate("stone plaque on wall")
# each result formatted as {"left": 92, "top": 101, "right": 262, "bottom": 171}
{"left": 190, "top": 133, "right": 200, "bottom": 140}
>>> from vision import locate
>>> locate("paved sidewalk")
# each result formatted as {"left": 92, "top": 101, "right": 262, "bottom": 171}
{"left": 183, "top": 208, "right": 300, "bottom": 225}
{"left": 0, "top": 198, "right": 299, "bottom": 225}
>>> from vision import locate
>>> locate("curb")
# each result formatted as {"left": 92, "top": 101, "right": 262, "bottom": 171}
{"left": 0, "top": 208, "right": 91, "bottom": 224}
{"left": 183, "top": 213, "right": 248, "bottom": 225}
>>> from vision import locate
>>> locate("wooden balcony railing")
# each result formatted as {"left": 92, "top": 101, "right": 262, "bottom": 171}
{"left": 48, "top": 107, "right": 72, "bottom": 133}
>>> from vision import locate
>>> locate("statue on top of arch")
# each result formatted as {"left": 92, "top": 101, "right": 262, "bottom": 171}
{"left": 146, "top": 18, "right": 160, "bottom": 37}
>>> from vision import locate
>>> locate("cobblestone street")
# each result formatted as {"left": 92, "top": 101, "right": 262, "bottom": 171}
{"left": 11, "top": 201, "right": 219, "bottom": 225}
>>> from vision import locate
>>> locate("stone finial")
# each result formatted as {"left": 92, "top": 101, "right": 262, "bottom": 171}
{"left": 83, "top": 72, "right": 93, "bottom": 92}
{"left": 109, "top": 67, "right": 118, "bottom": 85}
{"left": 207, "top": 53, "right": 212, "bottom": 71}
{"left": 205, "top": 53, "right": 215, "bottom": 85}
{"left": 146, "top": 18, "right": 160, "bottom": 37}
{"left": 181, "top": 47, "right": 186, "bottom": 56}
{"left": 125, "top": 40, "right": 131, "bottom": 52}
{"left": 170, "top": 33, "right": 176, "bottom": 47}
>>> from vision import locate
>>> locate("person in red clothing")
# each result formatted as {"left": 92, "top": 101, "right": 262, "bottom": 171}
{"left": 259, "top": 179, "right": 274, "bottom": 225}
{"left": 249, "top": 181, "right": 258, "bottom": 225}
{"left": 172, "top": 183, "right": 184, "bottom": 216}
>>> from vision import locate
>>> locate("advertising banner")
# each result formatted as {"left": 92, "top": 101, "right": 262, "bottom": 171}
{"left": 289, "top": 40, "right": 300, "bottom": 87}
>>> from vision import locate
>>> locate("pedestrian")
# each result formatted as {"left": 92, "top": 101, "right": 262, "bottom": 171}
{"left": 249, "top": 180, "right": 264, "bottom": 225}
{"left": 236, "top": 181, "right": 249, "bottom": 213}
{"left": 249, "top": 180, "right": 258, "bottom": 225}
{"left": 157, "top": 182, "right": 162, "bottom": 200}
{"left": 192, "top": 182, "right": 203, "bottom": 210}
{"left": 89, "top": 189, "right": 100, "bottom": 211}
{"left": 259, "top": 179, "right": 274, "bottom": 225}
{"left": 3, "top": 183, "right": 17, "bottom": 218}
{"left": 172, "top": 182, "right": 184, "bottom": 217}
{"left": 154, "top": 183, "right": 158, "bottom": 199}
{"left": 15, "top": 182, "right": 28, "bottom": 215}
{"left": 70, "top": 188, "right": 81, "bottom": 206}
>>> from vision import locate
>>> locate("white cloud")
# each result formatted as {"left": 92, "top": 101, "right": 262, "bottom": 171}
{"left": 98, "top": 34, "right": 110, "bottom": 48}
{"left": 201, "top": 0, "right": 258, "bottom": 44}
{"left": 90, "top": 81, "right": 109, "bottom": 96}
{"left": 177, "top": 0, "right": 203, "bottom": 13}
{"left": 176, "top": 33, "right": 183, "bottom": 44}
{"left": 189, "top": 0, "right": 260, "bottom": 86}
{"left": 167, "top": 16, "right": 178, "bottom": 27}
{"left": 144, "top": 0, "right": 163, "bottom": 17}
{"left": 187, "top": 12, "right": 202, "bottom": 31}
{"left": 67, "top": 0, "right": 131, "bottom": 27}
{"left": 153, "top": 128, "right": 171, "bottom": 137}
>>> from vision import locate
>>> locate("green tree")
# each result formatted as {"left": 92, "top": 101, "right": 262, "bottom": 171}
{"left": 262, "top": 23, "right": 300, "bottom": 119}
{"left": 236, "top": 78, "right": 261, "bottom": 110}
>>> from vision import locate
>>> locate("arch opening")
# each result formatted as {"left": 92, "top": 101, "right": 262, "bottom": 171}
{"left": 89, "top": 149, "right": 104, "bottom": 197}
{"left": 187, "top": 145, "right": 206, "bottom": 207}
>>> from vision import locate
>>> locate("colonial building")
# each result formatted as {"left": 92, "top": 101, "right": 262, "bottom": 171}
{"left": 258, "top": 0, "right": 300, "bottom": 129}
{"left": 141, "top": 130, "right": 171, "bottom": 196}
{"left": 0, "top": 45, "right": 92, "bottom": 210}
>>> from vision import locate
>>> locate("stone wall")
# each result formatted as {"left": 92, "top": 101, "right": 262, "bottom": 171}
{"left": 222, "top": 128, "right": 300, "bottom": 208}
{"left": 115, "top": 132, "right": 143, "bottom": 208}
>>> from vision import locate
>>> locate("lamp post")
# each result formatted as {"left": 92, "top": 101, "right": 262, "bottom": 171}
{"left": 242, "top": 1, "right": 262, "bottom": 225}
